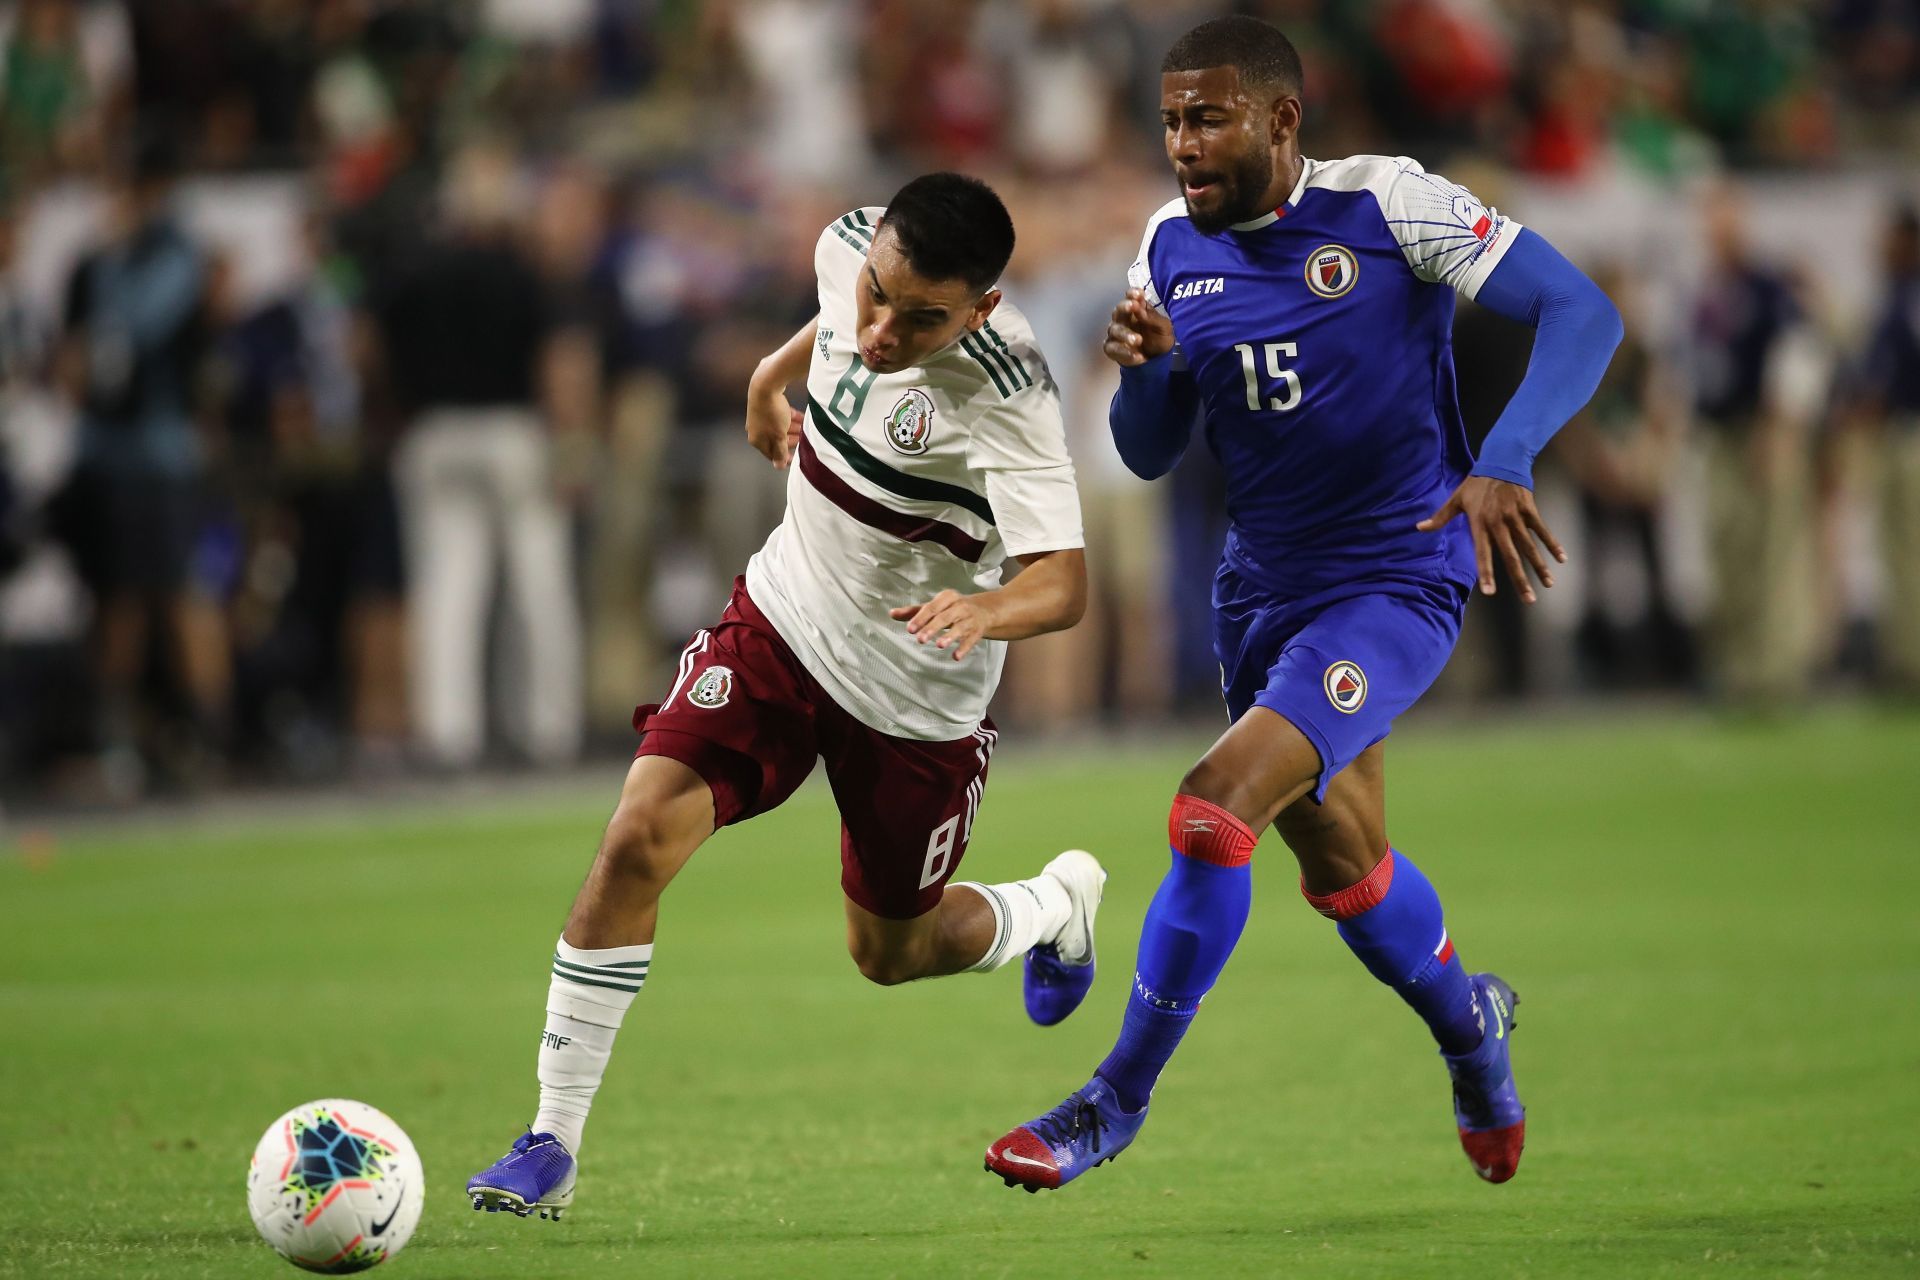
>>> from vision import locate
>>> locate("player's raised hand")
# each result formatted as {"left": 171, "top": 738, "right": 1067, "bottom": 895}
{"left": 1417, "top": 476, "right": 1567, "bottom": 604}
{"left": 890, "top": 589, "right": 992, "bottom": 661}
{"left": 1103, "top": 288, "right": 1176, "bottom": 368}
{"left": 746, "top": 390, "right": 804, "bottom": 469}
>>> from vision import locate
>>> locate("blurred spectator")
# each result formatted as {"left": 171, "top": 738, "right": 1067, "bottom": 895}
{"left": 378, "top": 143, "right": 585, "bottom": 768}
{"left": 730, "top": 0, "right": 872, "bottom": 185}
{"left": 1854, "top": 202, "right": 1920, "bottom": 693}
{"left": 1691, "top": 184, "right": 1824, "bottom": 705}
{"left": 985, "top": 0, "right": 1129, "bottom": 178}
{"left": 862, "top": 0, "right": 1002, "bottom": 167}
{"left": 3, "top": 0, "right": 1919, "bottom": 802}
{"left": 639, "top": 182, "right": 815, "bottom": 591}
{"left": 1448, "top": 289, "right": 1534, "bottom": 699}
{"left": 1000, "top": 167, "right": 1171, "bottom": 725}
{"left": 0, "top": 0, "right": 124, "bottom": 184}
{"left": 580, "top": 174, "right": 676, "bottom": 721}
{"left": 53, "top": 135, "right": 229, "bottom": 788}
{"left": 1558, "top": 267, "right": 1694, "bottom": 690}
{"left": 214, "top": 211, "right": 406, "bottom": 773}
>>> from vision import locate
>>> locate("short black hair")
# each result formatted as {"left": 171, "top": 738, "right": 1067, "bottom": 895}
{"left": 1162, "top": 16, "right": 1304, "bottom": 99}
{"left": 878, "top": 172, "right": 1015, "bottom": 293}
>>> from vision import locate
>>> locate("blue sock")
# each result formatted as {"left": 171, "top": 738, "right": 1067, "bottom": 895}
{"left": 1096, "top": 795, "right": 1255, "bottom": 1111}
{"left": 1307, "top": 847, "right": 1483, "bottom": 1055}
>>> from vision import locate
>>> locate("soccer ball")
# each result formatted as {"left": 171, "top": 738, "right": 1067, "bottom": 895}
{"left": 247, "top": 1099, "right": 425, "bottom": 1274}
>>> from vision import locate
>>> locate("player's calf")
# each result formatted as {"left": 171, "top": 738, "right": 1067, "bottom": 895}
{"left": 843, "top": 851, "right": 1104, "bottom": 995}
{"left": 562, "top": 756, "right": 712, "bottom": 946}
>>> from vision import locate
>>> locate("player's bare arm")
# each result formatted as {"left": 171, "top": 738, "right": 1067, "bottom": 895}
{"left": 1104, "top": 288, "right": 1175, "bottom": 367}
{"left": 890, "top": 547, "right": 1087, "bottom": 661}
{"left": 744, "top": 315, "right": 818, "bottom": 468}
{"left": 1418, "top": 477, "right": 1567, "bottom": 604}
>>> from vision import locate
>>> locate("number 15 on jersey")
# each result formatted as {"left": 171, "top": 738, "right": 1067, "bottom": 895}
{"left": 1234, "top": 341, "right": 1302, "bottom": 413}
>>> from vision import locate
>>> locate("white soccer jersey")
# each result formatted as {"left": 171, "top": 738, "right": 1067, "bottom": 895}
{"left": 745, "top": 208, "right": 1084, "bottom": 741}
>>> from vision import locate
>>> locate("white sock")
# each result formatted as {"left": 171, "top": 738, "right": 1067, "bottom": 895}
{"left": 956, "top": 873, "right": 1072, "bottom": 972}
{"left": 533, "top": 937, "right": 652, "bottom": 1155}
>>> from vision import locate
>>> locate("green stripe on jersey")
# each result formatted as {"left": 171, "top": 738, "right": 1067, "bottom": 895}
{"left": 840, "top": 214, "right": 872, "bottom": 245}
{"left": 830, "top": 222, "right": 867, "bottom": 253}
{"left": 981, "top": 323, "right": 1033, "bottom": 389}
{"left": 960, "top": 334, "right": 1012, "bottom": 398}
{"left": 806, "top": 397, "right": 995, "bottom": 524}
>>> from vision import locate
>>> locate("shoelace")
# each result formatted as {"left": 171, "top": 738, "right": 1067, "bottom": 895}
{"left": 1030, "top": 1092, "right": 1107, "bottom": 1154}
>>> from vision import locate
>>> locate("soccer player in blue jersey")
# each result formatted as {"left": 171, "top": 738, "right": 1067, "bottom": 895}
{"left": 984, "top": 16, "right": 1622, "bottom": 1191}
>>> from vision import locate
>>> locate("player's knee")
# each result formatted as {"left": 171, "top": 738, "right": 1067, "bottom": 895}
{"left": 598, "top": 803, "right": 686, "bottom": 893}
{"left": 1168, "top": 790, "right": 1258, "bottom": 868}
{"left": 1177, "top": 758, "right": 1261, "bottom": 819}
{"left": 846, "top": 936, "right": 924, "bottom": 987}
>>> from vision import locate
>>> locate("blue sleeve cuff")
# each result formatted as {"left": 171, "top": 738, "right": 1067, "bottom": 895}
{"left": 1467, "top": 460, "right": 1537, "bottom": 489}
{"left": 1110, "top": 353, "right": 1196, "bottom": 480}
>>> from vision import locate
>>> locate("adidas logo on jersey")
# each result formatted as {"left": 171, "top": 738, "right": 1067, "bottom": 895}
{"left": 1169, "top": 277, "right": 1225, "bottom": 301}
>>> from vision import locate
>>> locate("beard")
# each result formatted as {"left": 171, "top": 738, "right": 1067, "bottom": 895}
{"left": 1181, "top": 146, "right": 1277, "bottom": 235}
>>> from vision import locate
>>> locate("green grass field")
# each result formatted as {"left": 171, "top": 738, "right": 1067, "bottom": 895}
{"left": 3, "top": 709, "right": 1918, "bottom": 1279}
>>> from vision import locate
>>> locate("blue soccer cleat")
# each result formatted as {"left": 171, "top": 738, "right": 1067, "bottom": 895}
{"left": 1445, "top": 973, "right": 1526, "bottom": 1183}
{"left": 984, "top": 1074, "right": 1147, "bottom": 1191}
{"left": 1023, "top": 850, "right": 1105, "bottom": 1027}
{"left": 466, "top": 1130, "right": 576, "bottom": 1219}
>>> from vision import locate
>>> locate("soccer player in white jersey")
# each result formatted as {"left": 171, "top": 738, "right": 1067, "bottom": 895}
{"left": 465, "top": 173, "right": 1105, "bottom": 1219}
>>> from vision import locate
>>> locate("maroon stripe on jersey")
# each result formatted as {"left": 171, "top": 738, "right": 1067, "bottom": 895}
{"left": 797, "top": 431, "right": 987, "bottom": 563}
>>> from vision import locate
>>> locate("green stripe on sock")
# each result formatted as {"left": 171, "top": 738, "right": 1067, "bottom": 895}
{"left": 552, "top": 955, "right": 650, "bottom": 970}
{"left": 980, "top": 884, "right": 1010, "bottom": 966}
{"left": 553, "top": 957, "right": 649, "bottom": 982}
{"left": 552, "top": 968, "right": 644, "bottom": 994}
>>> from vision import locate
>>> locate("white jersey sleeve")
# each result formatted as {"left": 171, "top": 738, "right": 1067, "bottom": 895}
{"left": 815, "top": 206, "right": 882, "bottom": 311}
{"left": 1126, "top": 197, "right": 1191, "bottom": 369}
{"left": 962, "top": 324, "right": 1083, "bottom": 558}
{"left": 1373, "top": 157, "right": 1521, "bottom": 301}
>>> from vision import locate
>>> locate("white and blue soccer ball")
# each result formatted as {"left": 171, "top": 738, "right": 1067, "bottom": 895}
{"left": 247, "top": 1099, "right": 425, "bottom": 1274}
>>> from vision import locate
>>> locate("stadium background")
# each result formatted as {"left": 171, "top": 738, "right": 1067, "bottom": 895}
{"left": 1, "top": 2, "right": 1916, "bottom": 1278}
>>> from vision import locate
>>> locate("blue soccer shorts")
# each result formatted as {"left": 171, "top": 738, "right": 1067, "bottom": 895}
{"left": 1213, "top": 563, "right": 1470, "bottom": 803}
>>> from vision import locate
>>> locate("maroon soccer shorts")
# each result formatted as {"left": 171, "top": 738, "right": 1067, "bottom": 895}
{"left": 633, "top": 577, "right": 998, "bottom": 919}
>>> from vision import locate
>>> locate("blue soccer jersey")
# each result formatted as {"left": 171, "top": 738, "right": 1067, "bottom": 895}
{"left": 1130, "top": 154, "right": 1522, "bottom": 595}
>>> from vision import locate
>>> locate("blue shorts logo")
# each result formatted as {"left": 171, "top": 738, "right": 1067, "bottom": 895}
{"left": 1324, "top": 661, "right": 1367, "bottom": 713}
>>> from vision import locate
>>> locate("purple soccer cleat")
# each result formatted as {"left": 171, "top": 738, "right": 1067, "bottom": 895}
{"left": 1023, "top": 850, "right": 1105, "bottom": 1027}
{"left": 466, "top": 1130, "right": 576, "bottom": 1219}
{"left": 984, "top": 1074, "right": 1148, "bottom": 1191}
{"left": 1446, "top": 973, "right": 1526, "bottom": 1183}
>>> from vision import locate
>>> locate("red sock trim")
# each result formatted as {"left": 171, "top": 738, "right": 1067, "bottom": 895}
{"left": 1168, "top": 794, "right": 1257, "bottom": 867}
{"left": 1302, "top": 848, "right": 1395, "bottom": 920}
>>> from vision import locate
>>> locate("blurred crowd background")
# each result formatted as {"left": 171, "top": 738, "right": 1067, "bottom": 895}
{"left": 1, "top": 0, "right": 1917, "bottom": 803}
